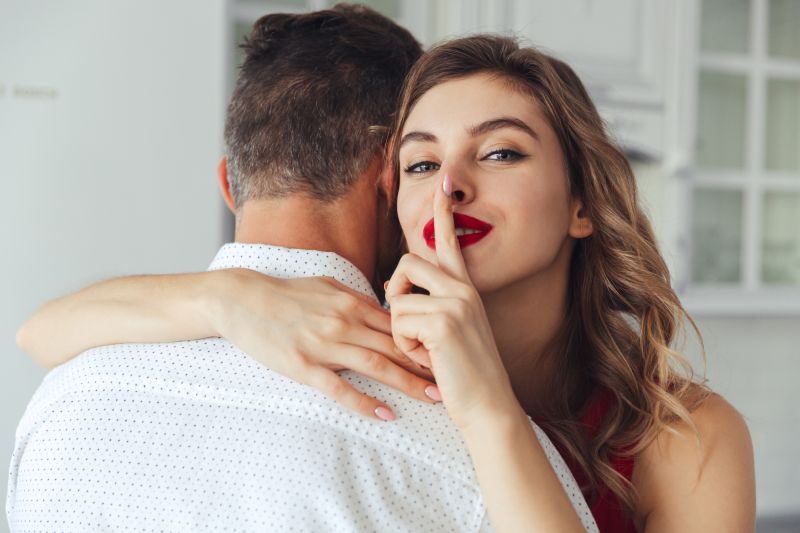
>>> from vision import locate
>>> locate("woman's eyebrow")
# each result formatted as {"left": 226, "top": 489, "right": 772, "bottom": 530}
{"left": 398, "top": 131, "right": 437, "bottom": 149}
{"left": 399, "top": 117, "right": 537, "bottom": 149}
{"left": 468, "top": 117, "right": 539, "bottom": 141}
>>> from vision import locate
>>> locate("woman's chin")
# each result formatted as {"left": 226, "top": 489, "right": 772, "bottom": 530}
{"left": 465, "top": 268, "right": 507, "bottom": 296}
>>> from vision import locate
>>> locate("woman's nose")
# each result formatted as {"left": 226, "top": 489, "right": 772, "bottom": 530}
{"left": 440, "top": 166, "right": 475, "bottom": 204}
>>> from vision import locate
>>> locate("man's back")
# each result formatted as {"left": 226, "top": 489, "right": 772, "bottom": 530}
{"left": 9, "top": 338, "right": 487, "bottom": 531}
{"left": 7, "top": 245, "right": 595, "bottom": 532}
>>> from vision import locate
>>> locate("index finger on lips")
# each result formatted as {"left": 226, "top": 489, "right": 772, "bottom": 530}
{"left": 434, "top": 173, "right": 469, "bottom": 281}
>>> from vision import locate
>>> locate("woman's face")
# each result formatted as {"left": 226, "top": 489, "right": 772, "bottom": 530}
{"left": 397, "top": 73, "right": 590, "bottom": 294}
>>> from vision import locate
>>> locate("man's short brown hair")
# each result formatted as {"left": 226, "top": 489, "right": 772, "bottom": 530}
{"left": 224, "top": 4, "right": 422, "bottom": 205}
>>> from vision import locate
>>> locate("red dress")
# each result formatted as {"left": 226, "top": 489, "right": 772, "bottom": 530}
{"left": 557, "top": 389, "right": 638, "bottom": 533}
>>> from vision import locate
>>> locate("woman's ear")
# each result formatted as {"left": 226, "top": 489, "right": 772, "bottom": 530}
{"left": 217, "top": 156, "right": 236, "bottom": 214}
{"left": 568, "top": 199, "right": 593, "bottom": 239}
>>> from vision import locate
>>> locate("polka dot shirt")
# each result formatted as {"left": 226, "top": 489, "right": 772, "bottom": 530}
{"left": 7, "top": 243, "right": 597, "bottom": 532}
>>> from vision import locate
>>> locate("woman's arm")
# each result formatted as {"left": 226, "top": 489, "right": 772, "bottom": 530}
{"left": 16, "top": 269, "right": 439, "bottom": 420}
{"left": 460, "top": 403, "right": 587, "bottom": 532}
{"left": 17, "top": 272, "right": 224, "bottom": 368}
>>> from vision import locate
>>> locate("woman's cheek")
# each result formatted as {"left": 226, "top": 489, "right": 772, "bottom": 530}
{"left": 396, "top": 185, "right": 430, "bottom": 255}
{"left": 395, "top": 189, "right": 418, "bottom": 252}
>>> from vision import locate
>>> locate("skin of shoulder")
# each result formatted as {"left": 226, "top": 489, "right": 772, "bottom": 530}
{"left": 632, "top": 392, "right": 755, "bottom": 533}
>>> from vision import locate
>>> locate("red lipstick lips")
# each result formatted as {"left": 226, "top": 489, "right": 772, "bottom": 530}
{"left": 423, "top": 213, "right": 493, "bottom": 250}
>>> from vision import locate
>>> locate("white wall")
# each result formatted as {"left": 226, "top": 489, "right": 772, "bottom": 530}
{"left": 0, "top": 2, "right": 227, "bottom": 530}
{"left": 690, "top": 317, "right": 800, "bottom": 517}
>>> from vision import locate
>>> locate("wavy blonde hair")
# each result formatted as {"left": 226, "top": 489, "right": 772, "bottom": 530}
{"left": 387, "top": 34, "right": 710, "bottom": 515}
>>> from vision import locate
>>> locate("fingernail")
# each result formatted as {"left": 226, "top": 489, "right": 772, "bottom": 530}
{"left": 374, "top": 406, "right": 396, "bottom": 421}
{"left": 442, "top": 174, "right": 452, "bottom": 198}
{"left": 424, "top": 385, "right": 442, "bottom": 402}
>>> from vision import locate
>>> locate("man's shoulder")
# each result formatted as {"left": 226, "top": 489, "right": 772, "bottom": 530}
{"left": 24, "top": 338, "right": 252, "bottom": 414}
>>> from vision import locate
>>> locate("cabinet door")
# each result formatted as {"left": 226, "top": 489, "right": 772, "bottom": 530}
{"left": 509, "top": 0, "right": 670, "bottom": 106}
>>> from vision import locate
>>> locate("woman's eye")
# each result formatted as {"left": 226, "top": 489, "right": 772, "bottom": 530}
{"left": 484, "top": 149, "right": 525, "bottom": 162}
{"left": 404, "top": 160, "right": 440, "bottom": 174}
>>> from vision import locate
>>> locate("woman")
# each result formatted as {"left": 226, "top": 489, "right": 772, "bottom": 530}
{"left": 17, "top": 35, "right": 755, "bottom": 531}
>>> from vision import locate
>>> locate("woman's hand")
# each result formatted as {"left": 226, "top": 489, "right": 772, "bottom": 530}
{"left": 17, "top": 269, "right": 439, "bottom": 421}
{"left": 385, "top": 175, "right": 519, "bottom": 430}
{"left": 211, "top": 270, "right": 440, "bottom": 420}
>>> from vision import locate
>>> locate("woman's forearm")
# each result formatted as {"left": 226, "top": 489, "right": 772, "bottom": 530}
{"left": 16, "top": 272, "right": 226, "bottom": 369}
{"left": 461, "top": 405, "right": 585, "bottom": 533}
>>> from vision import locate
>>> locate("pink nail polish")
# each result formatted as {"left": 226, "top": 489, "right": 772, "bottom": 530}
{"left": 424, "top": 385, "right": 442, "bottom": 402}
{"left": 442, "top": 174, "right": 452, "bottom": 198}
{"left": 374, "top": 406, "right": 396, "bottom": 421}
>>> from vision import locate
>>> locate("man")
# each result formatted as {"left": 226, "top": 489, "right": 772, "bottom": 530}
{"left": 8, "top": 5, "right": 593, "bottom": 531}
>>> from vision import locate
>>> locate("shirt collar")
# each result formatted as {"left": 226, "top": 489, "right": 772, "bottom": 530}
{"left": 208, "top": 243, "right": 377, "bottom": 301}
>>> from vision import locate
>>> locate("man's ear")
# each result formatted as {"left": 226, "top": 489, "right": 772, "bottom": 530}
{"left": 376, "top": 156, "right": 396, "bottom": 210}
{"left": 217, "top": 156, "right": 236, "bottom": 214}
{"left": 568, "top": 198, "right": 593, "bottom": 239}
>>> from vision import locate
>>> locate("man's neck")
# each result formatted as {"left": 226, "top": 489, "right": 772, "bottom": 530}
{"left": 233, "top": 186, "right": 378, "bottom": 284}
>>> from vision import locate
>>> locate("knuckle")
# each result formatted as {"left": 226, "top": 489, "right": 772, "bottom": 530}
{"left": 436, "top": 314, "right": 457, "bottom": 335}
{"left": 319, "top": 316, "right": 347, "bottom": 337}
{"left": 454, "top": 283, "right": 476, "bottom": 301}
{"left": 327, "top": 376, "right": 349, "bottom": 399}
{"left": 363, "top": 351, "right": 386, "bottom": 374}
{"left": 398, "top": 372, "right": 418, "bottom": 394}
{"left": 354, "top": 392, "right": 374, "bottom": 413}
{"left": 335, "top": 293, "right": 361, "bottom": 314}
{"left": 398, "top": 253, "right": 416, "bottom": 268}
{"left": 450, "top": 299, "right": 470, "bottom": 320}
{"left": 288, "top": 352, "right": 312, "bottom": 379}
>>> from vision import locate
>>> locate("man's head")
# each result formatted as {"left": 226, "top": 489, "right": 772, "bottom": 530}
{"left": 223, "top": 4, "right": 422, "bottom": 207}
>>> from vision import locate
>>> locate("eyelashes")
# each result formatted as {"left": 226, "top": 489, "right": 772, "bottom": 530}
{"left": 402, "top": 148, "right": 527, "bottom": 176}
{"left": 484, "top": 148, "right": 525, "bottom": 162}
{"left": 404, "top": 160, "right": 439, "bottom": 174}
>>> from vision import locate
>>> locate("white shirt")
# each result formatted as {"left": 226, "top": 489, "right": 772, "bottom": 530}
{"left": 7, "top": 243, "right": 597, "bottom": 532}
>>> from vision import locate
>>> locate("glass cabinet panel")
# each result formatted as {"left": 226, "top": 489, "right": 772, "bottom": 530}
{"left": 700, "top": 0, "right": 750, "bottom": 54}
{"left": 696, "top": 71, "right": 748, "bottom": 169}
{"left": 691, "top": 188, "right": 744, "bottom": 283}
{"left": 765, "top": 78, "right": 800, "bottom": 173}
{"left": 768, "top": 0, "right": 800, "bottom": 59}
{"left": 762, "top": 191, "right": 800, "bottom": 284}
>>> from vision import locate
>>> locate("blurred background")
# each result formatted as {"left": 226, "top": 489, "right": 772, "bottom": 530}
{"left": 1, "top": 0, "right": 798, "bottom": 530}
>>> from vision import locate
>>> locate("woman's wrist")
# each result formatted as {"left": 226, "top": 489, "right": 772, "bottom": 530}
{"left": 456, "top": 390, "right": 528, "bottom": 440}
{"left": 199, "top": 269, "right": 251, "bottom": 338}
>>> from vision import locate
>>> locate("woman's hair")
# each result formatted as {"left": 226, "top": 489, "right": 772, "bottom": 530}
{"left": 388, "top": 34, "right": 709, "bottom": 514}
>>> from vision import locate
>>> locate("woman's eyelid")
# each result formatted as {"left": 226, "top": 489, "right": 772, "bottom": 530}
{"left": 480, "top": 137, "right": 528, "bottom": 155}
{"left": 402, "top": 152, "right": 441, "bottom": 171}
{"left": 403, "top": 158, "right": 440, "bottom": 173}
{"left": 481, "top": 146, "right": 527, "bottom": 161}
